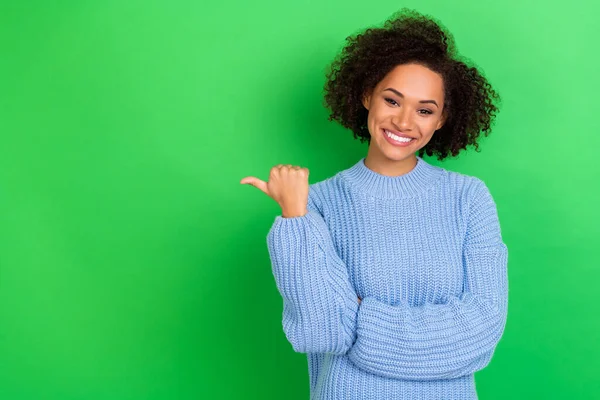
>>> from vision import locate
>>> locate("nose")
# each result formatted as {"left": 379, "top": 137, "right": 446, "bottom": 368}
{"left": 392, "top": 107, "right": 413, "bottom": 130}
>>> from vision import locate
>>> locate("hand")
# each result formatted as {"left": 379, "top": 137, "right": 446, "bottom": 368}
{"left": 358, "top": 296, "right": 361, "bottom": 304}
{"left": 240, "top": 164, "right": 310, "bottom": 218}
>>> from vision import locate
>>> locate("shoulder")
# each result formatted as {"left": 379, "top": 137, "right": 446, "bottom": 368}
{"left": 437, "top": 168, "right": 501, "bottom": 228}
{"left": 440, "top": 167, "right": 495, "bottom": 201}
{"left": 307, "top": 176, "right": 337, "bottom": 215}
{"left": 438, "top": 168, "right": 504, "bottom": 245}
{"left": 443, "top": 169, "right": 502, "bottom": 227}
{"left": 442, "top": 167, "right": 485, "bottom": 189}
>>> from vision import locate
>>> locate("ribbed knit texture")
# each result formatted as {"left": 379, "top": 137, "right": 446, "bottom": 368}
{"left": 266, "top": 156, "right": 509, "bottom": 400}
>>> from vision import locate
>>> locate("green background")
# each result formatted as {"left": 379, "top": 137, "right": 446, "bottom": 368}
{"left": 1, "top": 1, "right": 598, "bottom": 399}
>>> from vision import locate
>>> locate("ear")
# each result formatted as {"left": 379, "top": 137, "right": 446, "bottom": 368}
{"left": 436, "top": 108, "right": 448, "bottom": 130}
{"left": 361, "top": 91, "right": 371, "bottom": 110}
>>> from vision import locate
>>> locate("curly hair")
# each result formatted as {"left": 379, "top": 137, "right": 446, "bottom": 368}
{"left": 322, "top": 8, "right": 501, "bottom": 160}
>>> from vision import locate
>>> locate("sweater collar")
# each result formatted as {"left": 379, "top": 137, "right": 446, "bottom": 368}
{"left": 339, "top": 156, "right": 444, "bottom": 199}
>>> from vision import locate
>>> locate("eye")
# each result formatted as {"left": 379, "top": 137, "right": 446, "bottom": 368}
{"left": 384, "top": 98, "right": 398, "bottom": 106}
{"left": 418, "top": 109, "right": 433, "bottom": 115}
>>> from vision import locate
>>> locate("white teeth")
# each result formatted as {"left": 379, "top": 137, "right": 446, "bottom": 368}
{"left": 385, "top": 130, "right": 413, "bottom": 142}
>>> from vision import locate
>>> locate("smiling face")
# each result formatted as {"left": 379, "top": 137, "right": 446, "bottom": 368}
{"left": 362, "top": 63, "right": 447, "bottom": 175}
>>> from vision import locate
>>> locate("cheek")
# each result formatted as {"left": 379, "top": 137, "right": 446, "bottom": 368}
{"left": 423, "top": 118, "right": 441, "bottom": 132}
{"left": 414, "top": 121, "right": 439, "bottom": 144}
{"left": 367, "top": 112, "right": 375, "bottom": 129}
{"left": 369, "top": 107, "right": 387, "bottom": 123}
{"left": 366, "top": 113, "right": 378, "bottom": 137}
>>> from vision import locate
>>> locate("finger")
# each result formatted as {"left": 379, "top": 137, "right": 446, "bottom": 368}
{"left": 240, "top": 176, "right": 269, "bottom": 196}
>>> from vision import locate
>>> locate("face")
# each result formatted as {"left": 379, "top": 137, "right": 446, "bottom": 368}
{"left": 362, "top": 63, "right": 447, "bottom": 167}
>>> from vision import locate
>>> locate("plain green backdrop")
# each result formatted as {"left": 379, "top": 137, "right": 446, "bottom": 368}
{"left": 1, "top": 0, "right": 599, "bottom": 399}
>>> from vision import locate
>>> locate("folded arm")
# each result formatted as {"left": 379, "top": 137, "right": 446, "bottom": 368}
{"left": 347, "top": 180, "right": 509, "bottom": 380}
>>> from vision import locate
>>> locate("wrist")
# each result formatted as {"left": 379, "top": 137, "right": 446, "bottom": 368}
{"left": 282, "top": 209, "right": 308, "bottom": 218}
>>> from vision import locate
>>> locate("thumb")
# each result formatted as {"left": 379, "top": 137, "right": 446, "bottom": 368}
{"left": 240, "top": 176, "right": 269, "bottom": 196}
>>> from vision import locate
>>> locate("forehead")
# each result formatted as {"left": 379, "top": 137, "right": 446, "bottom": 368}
{"left": 376, "top": 63, "right": 444, "bottom": 99}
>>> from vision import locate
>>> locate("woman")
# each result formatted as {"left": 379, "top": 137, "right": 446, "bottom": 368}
{"left": 240, "top": 8, "right": 508, "bottom": 400}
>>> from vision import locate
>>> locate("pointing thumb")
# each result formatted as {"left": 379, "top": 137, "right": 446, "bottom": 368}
{"left": 240, "top": 176, "right": 269, "bottom": 197}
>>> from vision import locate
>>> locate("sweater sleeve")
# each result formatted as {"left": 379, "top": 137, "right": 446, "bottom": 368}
{"left": 266, "top": 186, "right": 359, "bottom": 354}
{"left": 346, "top": 180, "right": 509, "bottom": 381}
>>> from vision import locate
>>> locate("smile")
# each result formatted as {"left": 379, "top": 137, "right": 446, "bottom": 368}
{"left": 383, "top": 129, "right": 415, "bottom": 146}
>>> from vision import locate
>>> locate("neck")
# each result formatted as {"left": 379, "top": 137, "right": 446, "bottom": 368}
{"left": 364, "top": 152, "right": 418, "bottom": 177}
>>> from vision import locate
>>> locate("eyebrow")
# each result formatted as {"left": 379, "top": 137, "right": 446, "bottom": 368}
{"left": 383, "top": 88, "right": 439, "bottom": 107}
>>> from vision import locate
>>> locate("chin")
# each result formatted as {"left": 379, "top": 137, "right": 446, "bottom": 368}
{"left": 378, "top": 144, "right": 416, "bottom": 161}
{"left": 385, "top": 152, "right": 416, "bottom": 162}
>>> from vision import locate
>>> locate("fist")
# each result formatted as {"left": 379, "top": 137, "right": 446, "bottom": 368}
{"left": 240, "top": 164, "right": 310, "bottom": 218}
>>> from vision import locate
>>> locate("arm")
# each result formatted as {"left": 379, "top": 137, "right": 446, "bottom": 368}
{"left": 346, "top": 180, "right": 509, "bottom": 380}
{"left": 266, "top": 186, "right": 359, "bottom": 354}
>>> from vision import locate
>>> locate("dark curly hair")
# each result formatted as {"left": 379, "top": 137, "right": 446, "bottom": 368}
{"left": 323, "top": 8, "right": 501, "bottom": 160}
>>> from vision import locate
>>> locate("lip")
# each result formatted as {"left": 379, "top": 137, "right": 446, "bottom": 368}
{"left": 382, "top": 128, "right": 416, "bottom": 147}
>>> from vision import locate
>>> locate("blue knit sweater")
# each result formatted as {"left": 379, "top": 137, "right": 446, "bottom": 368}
{"left": 266, "top": 155, "right": 509, "bottom": 400}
